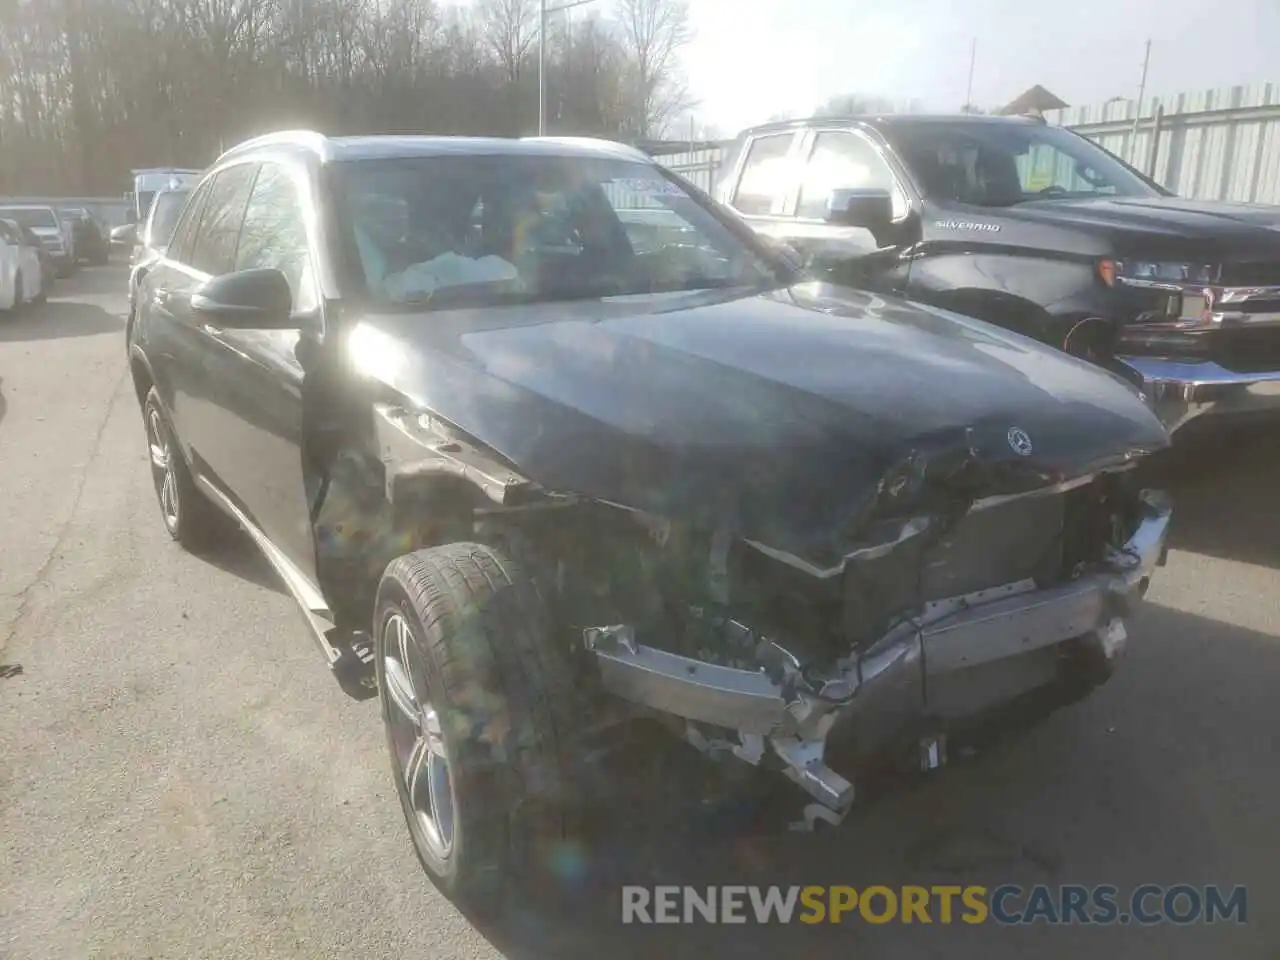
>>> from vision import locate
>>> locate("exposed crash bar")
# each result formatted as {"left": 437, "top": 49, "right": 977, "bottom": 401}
{"left": 588, "top": 628, "right": 789, "bottom": 734}
{"left": 587, "top": 497, "right": 1173, "bottom": 735}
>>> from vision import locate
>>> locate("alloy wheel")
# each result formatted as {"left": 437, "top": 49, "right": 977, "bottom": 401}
{"left": 382, "top": 611, "right": 456, "bottom": 861}
{"left": 145, "top": 406, "right": 179, "bottom": 531}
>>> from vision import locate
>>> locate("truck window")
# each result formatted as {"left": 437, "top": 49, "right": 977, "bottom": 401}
{"left": 796, "top": 131, "right": 904, "bottom": 220}
{"left": 732, "top": 133, "right": 795, "bottom": 216}
{"left": 1017, "top": 142, "right": 1119, "bottom": 196}
{"left": 886, "top": 122, "right": 1157, "bottom": 207}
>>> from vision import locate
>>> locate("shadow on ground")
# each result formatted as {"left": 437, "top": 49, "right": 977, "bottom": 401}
{"left": 1144, "top": 421, "right": 1280, "bottom": 570}
{"left": 459, "top": 598, "right": 1279, "bottom": 960}
{"left": 53, "top": 262, "right": 130, "bottom": 298}
{"left": 0, "top": 300, "right": 121, "bottom": 342}
{"left": 192, "top": 527, "right": 288, "bottom": 597}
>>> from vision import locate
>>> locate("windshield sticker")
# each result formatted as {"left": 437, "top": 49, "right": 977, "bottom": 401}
{"left": 609, "top": 178, "right": 686, "bottom": 196}
{"left": 935, "top": 220, "right": 1001, "bottom": 232}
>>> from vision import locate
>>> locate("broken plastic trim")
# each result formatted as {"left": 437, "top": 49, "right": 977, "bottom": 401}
{"left": 583, "top": 491, "right": 1172, "bottom": 813}
{"left": 745, "top": 469, "right": 1133, "bottom": 581}
{"left": 374, "top": 403, "right": 544, "bottom": 506}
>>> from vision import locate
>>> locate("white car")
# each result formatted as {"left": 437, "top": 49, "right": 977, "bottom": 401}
{"left": 0, "top": 204, "right": 73, "bottom": 277}
{"left": 0, "top": 217, "right": 45, "bottom": 312}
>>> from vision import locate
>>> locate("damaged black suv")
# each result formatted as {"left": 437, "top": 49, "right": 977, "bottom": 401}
{"left": 127, "top": 130, "right": 1174, "bottom": 901}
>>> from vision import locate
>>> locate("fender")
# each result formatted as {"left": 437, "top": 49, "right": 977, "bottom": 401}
{"left": 373, "top": 402, "right": 548, "bottom": 509}
{"left": 128, "top": 342, "right": 156, "bottom": 402}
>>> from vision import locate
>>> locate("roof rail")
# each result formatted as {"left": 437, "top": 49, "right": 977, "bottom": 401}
{"left": 520, "top": 136, "right": 650, "bottom": 161}
{"left": 216, "top": 129, "right": 330, "bottom": 165}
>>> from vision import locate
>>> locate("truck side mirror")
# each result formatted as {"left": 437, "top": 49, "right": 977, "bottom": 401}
{"left": 825, "top": 188, "right": 894, "bottom": 231}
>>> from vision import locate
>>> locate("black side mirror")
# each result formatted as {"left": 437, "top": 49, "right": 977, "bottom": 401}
{"left": 825, "top": 188, "right": 894, "bottom": 231}
{"left": 191, "top": 268, "right": 296, "bottom": 329}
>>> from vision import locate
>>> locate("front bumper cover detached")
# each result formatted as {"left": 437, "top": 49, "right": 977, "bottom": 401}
{"left": 584, "top": 490, "right": 1172, "bottom": 817}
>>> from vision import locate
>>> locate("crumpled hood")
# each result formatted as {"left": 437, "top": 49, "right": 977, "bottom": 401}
{"left": 997, "top": 195, "right": 1280, "bottom": 259}
{"left": 353, "top": 283, "right": 1169, "bottom": 558}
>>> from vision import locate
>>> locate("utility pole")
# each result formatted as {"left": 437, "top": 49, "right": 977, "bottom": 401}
{"left": 964, "top": 38, "right": 976, "bottom": 111}
{"left": 538, "top": 0, "right": 547, "bottom": 135}
{"left": 538, "top": 0, "right": 599, "bottom": 135}
{"left": 1130, "top": 39, "right": 1152, "bottom": 162}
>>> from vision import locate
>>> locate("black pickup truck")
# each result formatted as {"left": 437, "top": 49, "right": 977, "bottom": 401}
{"left": 713, "top": 113, "right": 1280, "bottom": 433}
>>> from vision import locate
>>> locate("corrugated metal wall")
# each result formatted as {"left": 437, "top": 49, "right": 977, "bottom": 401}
{"left": 1046, "top": 83, "right": 1280, "bottom": 204}
{"left": 655, "top": 83, "right": 1280, "bottom": 206}
{"left": 659, "top": 148, "right": 727, "bottom": 194}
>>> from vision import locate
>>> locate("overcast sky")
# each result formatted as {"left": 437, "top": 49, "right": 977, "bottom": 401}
{"left": 669, "top": 0, "right": 1280, "bottom": 132}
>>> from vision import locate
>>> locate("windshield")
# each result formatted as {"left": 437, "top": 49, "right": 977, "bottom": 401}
{"left": 334, "top": 154, "right": 782, "bottom": 308}
{"left": 0, "top": 206, "right": 58, "bottom": 229}
{"left": 884, "top": 122, "right": 1162, "bottom": 207}
{"left": 146, "top": 190, "right": 189, "bottom": 246}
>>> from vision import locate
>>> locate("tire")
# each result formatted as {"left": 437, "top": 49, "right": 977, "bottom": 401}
{"left": 374, "top": 542, "right": 582, "bottom": 904}
{"left": 8, "top": 276, "right": 22, "bottom": 315}
{"left": 141, "top": 386, "right": 227, "bottom": 549}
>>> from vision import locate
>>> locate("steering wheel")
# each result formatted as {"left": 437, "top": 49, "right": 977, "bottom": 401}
{"left": 1037, "top": 185, "right": 1069, "bottom": 198}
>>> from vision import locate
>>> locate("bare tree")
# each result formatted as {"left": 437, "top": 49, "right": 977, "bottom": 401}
{"left": 613, "top": 0, "right": 692, "bottom": 137}
{"left": 0, "top": 0, "right": 697, "bottom": 193}
{"left": 476, "top": 0, "right": 535, "bottom": 83}
{"left": 813, "top": 93, "right": 900, "bottom": 118}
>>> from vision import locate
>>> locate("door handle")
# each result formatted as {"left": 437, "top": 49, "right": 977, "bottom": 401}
{"left": 152, "top": 289, "right": 171, "bottom": 307}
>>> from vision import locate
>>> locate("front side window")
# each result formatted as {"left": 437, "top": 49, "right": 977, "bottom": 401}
{"left": 236, "top": 162, "right": 317, "bottom": 312}
{"left": 731, "top": 133, "right": 796, "bottom": 216}
{"left": 886, "top": 122, "right": 1161, "bottom": 208}
{"left": 796, "top": 130, "right": 907, "bottom": 220}
{"left": 165, "top": 183, "right": 211, "bottom": 265}
{"left": 188, "top": 163, "right": 257, "bottom": 275}
{"left": 333, "top": 154, "right": 781, "bottom": 310}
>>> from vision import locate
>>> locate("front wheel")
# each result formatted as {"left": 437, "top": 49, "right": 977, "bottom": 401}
{"left": 374, "top": 542, "right": 583, "bottom": 903}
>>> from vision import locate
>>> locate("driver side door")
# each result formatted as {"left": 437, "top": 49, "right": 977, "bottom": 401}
{"left": 197, "top": 159, "right": 323, "bottom": 585}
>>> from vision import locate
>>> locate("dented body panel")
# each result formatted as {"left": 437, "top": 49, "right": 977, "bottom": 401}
{"left": 352, "top": 280, "right": 1169, "bottom": 567}
{"left": 127, "top": 131, "right": 1178, "bottom": 835}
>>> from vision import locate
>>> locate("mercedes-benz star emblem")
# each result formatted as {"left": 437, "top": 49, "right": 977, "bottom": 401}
{"left": 1007, "top": 427, "right": 1034, "bottom": 457}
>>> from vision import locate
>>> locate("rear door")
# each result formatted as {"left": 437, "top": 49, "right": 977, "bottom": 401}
{"left": 144, "top": 162, "right": 259, "bottom": 473}
{"left": 721, "top": 130, "right": 805, "bottom": 244}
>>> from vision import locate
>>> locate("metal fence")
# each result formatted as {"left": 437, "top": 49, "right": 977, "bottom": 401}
{"left": 1045, "top": 83, "right": 1280, "bottom": 205}
{"left": 654, "top": 82, "right": 1280, "bottom": 206}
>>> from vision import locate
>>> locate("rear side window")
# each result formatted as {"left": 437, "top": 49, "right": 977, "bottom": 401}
{"left": 731, "top": 133, "right": 796, "bottom": 216}
{"left": 147, "top": 191, "right": 191, "bottom": 248}
{"left": 166, "top": 183, "right": 212, "bottom": 265}
{"left": 188, "top": 163, "right": 258, "bottom": 276}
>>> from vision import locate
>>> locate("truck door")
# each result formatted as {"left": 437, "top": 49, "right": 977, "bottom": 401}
{"left": 782, "top": 127, "right": 914, "bottom": 294}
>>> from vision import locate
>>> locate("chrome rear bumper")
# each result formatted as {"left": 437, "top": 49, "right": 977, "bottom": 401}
{"left": 586, "top": 492, "right": 1173, "bottom": 811}
{"left": 1117, "top": 355, "right": 1280, "bottom": 433}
